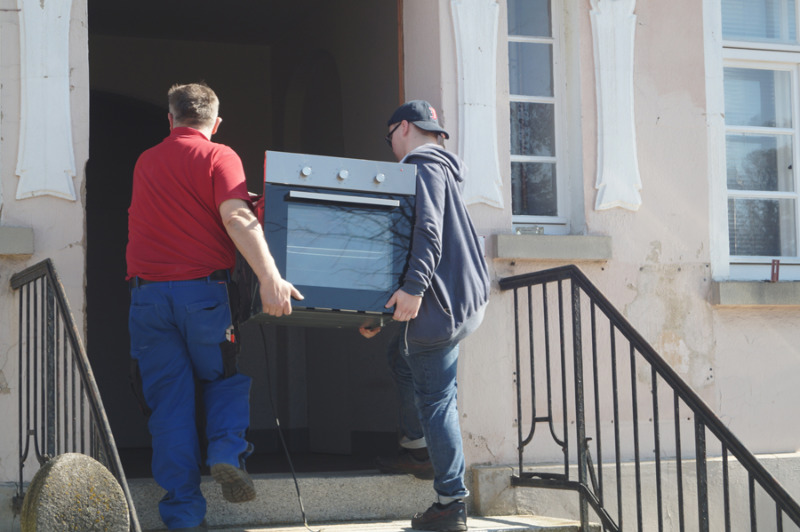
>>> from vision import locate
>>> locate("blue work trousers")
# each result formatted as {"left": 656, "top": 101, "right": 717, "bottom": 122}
{"left": 387, "top": 330, "right": 469, "bottom": 500}
{"left": 129, "top": 278, "right": 251, "bottom": 529}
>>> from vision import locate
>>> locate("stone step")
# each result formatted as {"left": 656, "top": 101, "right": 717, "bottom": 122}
{"left": 147, "top": 515, "right": 589, "bottom": 531}
{"left": 129, "top": 471, "right": 592, "bottom": 532}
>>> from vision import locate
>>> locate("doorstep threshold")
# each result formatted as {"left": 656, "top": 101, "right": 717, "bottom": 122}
{"left": 204, "top": 514, "right": 592, "bottom": 531}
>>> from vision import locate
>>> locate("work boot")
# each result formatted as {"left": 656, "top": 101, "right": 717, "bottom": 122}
{"left": 411, "top": 500, "right": 468, "bottom": 531}
{"left": 375, "top": 447, "right": 434, "bottom": 480}
{"left": 210, "top": 462, "right": 256, "bottom": 503}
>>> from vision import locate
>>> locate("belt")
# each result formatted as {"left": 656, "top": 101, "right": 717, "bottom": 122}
{"left": 129, "top": 269, "right": 230, "bottom": 288}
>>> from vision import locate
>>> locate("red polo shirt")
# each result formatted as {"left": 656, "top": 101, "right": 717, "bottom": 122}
{"left": 126, "top": 127, "right": 251, "bottom": 281}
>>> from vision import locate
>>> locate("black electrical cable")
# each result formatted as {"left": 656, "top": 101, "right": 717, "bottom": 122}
{"left": 258, "top": 324, "right": 319, "bottom": 532}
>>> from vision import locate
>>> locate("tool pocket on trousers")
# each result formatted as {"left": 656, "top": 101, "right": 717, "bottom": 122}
{"left": 218, "top": 337, "right": 240, "bottom": 379}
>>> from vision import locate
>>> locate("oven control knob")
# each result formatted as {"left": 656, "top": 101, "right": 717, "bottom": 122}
{"left": 337, "top": 169, "right": 349, "bottom": 181}
{"left": 300, "top": 166, "right": 312, "bottom": 177}
{"left": 374, "top": 173, "right": 386, "bottom": 184}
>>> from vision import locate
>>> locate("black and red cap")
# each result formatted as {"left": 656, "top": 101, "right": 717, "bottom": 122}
{"left": 387, "top": 100, "right": 450, "bottom": 139}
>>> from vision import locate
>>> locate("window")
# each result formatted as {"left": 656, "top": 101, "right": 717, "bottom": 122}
{"left": 720, "top": 0, "right": 800, "bottom": 279}
{"left": 507, "top": 0, "right": 573, "bottom": 234}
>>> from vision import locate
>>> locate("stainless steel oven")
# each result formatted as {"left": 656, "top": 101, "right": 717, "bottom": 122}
{"left": 238, "top": 150, "right": 416, "bottom": 328}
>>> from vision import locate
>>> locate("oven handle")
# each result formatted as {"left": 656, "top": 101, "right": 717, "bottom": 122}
{"left": 287, "top": 190, "right": 400, "bottom": 208}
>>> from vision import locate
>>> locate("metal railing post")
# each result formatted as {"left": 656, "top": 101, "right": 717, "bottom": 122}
{"left": 695, "top": 418, "right": 709, "bottom": 532}
{"left": 45, "top": 279, "right": 56, "bottom": 459}
{"left": 570, "top": 282, "right": 589, "bottom": 529}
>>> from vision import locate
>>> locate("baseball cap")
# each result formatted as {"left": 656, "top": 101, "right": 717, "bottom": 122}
{"left": 387, "top": 100, "right": 450, "bottom": 139}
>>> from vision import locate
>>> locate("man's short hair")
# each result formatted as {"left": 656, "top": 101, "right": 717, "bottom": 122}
{"left": 168, "top": 83, "right": 219, "bottom": 128}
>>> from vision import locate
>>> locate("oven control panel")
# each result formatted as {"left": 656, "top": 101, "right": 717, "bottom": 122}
{"left": 265, "top": 150, "right": 416, "bottom": 195}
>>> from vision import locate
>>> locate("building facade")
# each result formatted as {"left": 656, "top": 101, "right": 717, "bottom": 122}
{"left": 1, "top": 0, "right": 799, "bottom": 528}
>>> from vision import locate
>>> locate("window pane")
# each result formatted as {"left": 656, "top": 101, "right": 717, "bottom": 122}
{"left": 509, "top": 42, "right": 553, "bottom": 97}
{"left": 287, "top": 203, "right": 395, "bottom": 291}
{"left": 728, "top": 198, "right": 797, "bottom": 255}
{"left": 511, "top": 162, "right": 557, "bottom": 216}
{"left": 722, "top": 0, "right": 796, "bottom": 43}
{"left": 726, "top": 134, "right": 794, "bottom": 191}
{"left": 724, "top": 68, "right": 792, "bottom": 128}
{"left": 510, "top": 102, "right": 555, "bottom": 156}
{"left": 508, "top": 0, "right": 551, "bottom": 37}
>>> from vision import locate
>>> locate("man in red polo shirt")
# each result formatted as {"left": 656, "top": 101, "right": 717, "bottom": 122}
{"left": 127, "top": 82, "right": 302, "bottom": 531}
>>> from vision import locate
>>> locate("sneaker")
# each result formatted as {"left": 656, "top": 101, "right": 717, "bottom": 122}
{"left": 411, "top": 500, "right": 468, "bottom": 531}
{"left": 375, "top": 449, "right": 435, "bottom": 480}
{"left": 210, "top": 462, "right": 256, "bottom": 503}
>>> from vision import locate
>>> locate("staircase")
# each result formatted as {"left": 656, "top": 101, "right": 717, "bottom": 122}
{"left": 498, "top": 265, "right": 800, "bottom": 531}
{"left": 11, "top": 260, "right": 800, "bottom": 531}
{"left": 128, "top": 471, "right": 596, "bottom": 531}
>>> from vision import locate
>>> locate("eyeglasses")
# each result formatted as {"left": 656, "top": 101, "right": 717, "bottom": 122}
{"left": 385, "top": 123, "right": 401, "bottom": 147}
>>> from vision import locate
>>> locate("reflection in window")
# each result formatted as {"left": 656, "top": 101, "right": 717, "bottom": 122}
{"left": 728, "top": 198, "right": 796, "bottom": 256}
{"left": 286, "top": 203, "right": 396, "bottom": 291}
{"left": 511, "top": 162, "right": 557, "bottom": 216}
{"left": 510, "top": 102, "right": 555, "bottom": 157}
{"left": 726, "top": 134, "right": 794, "bottom": 192}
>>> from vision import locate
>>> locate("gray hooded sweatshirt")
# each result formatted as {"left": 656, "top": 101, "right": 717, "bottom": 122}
{"left": 399, "top": 143, "right": 491, "bottom": 348}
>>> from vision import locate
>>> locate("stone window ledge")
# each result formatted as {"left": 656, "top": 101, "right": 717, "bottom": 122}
{"left": 0, "top": 226, "right": 34, "bottom": 256}
{"left": 712, "top": 281, "right": 800, "bottom": 306}
{"left": 494, "top": 234, "right": 612, "bottom": 261}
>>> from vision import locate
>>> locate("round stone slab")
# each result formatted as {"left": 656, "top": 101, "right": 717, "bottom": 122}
{"left": 21, "top": 452, "right": 130, "bottom": 532}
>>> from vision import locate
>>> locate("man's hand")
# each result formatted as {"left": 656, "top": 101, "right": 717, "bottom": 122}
{"left": 358, "top": 325, "right": 382, "bottom": 339}
{"left": 385, "top": 289, "right": 422, "bottom": 322}
{"left": 259, "top": 276, "right": 303, "bottom": 317}
{"left": 219, "top": 198, "right": 303, "bottom": 316}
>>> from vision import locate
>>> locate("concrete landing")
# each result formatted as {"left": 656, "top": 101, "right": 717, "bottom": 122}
{"left": 150, "top": 514, "right": 591, "bottom": 531}
{"left": 130, "top": 471, "right": 594, "bottom": 532}
{"left": 130, "top": 470, "right": 433, "bottom": 531}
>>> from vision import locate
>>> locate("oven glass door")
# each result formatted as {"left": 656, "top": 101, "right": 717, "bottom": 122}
{"left": 263, "top": 185, "right": 414, "bottom": 314}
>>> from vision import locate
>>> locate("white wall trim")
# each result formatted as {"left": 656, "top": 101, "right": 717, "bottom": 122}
{"left": 703, "top": 0, "right": 730, "bottom": 279}
{"left": 15, "top": 0, "right": 77, "bottom": 201}
{"left": 563, "top": 0, "right": 586, "bottom": 233}
{"left": 451, "top": 0, "right": 504, "bottom": 208}
{"left": 0, "top": 13, "right": 3, "bottom": 215}
{"left": 589, "top": 0, "right": 642, "bottom": 211}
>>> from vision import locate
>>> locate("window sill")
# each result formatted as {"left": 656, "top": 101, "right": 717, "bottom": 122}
{"left": 711, "top": 281, "right": 800, "bottom": 306}
{"left": 494, "top": 234, "right": 612, "bottom": 261}
{"left": 0, "top": 227, "right": 34, "bottom": 257}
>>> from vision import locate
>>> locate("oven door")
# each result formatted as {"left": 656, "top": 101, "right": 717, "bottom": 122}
{"left": 259, "top": 184, "right": 414, "bottom": 325}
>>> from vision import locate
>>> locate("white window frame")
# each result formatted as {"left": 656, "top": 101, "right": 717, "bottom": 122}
{"left": 507, "top": 1, "right": 581, "bottom": 236}
{"left": 706, "top": 0, "right": 800, "bottom": 280}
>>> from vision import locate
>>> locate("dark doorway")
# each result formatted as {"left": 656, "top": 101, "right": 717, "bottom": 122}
{"left": 86, "top": 0, "right": 402, "bottom": 478}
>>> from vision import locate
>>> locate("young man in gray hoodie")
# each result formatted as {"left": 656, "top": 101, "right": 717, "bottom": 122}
{"left": 360, "top": 100, "right": 490, "bottom": 532}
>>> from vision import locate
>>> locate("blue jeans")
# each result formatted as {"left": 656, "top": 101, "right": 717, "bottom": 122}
{"left": 129, "top": 278, "right": 251, "bottom": 529}
{"left": 387, "top": 329, "right": 468, "bottom": 500}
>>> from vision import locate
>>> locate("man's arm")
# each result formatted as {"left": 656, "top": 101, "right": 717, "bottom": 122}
{"left": 386, "top": 160, "right": 444, "bottom": 320}
{"left": 219, "top": 198, "right": 303, "bottom": 317}
{"left": 400, "top": 161, "right": 446, "bottom": 297}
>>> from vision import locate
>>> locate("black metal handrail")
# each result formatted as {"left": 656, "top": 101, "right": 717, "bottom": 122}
{"left": 10, "top": 259, "right": 141, "bottom": 532}
{"left": 499, "top": 264, "right": 800, "bottom": 532}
